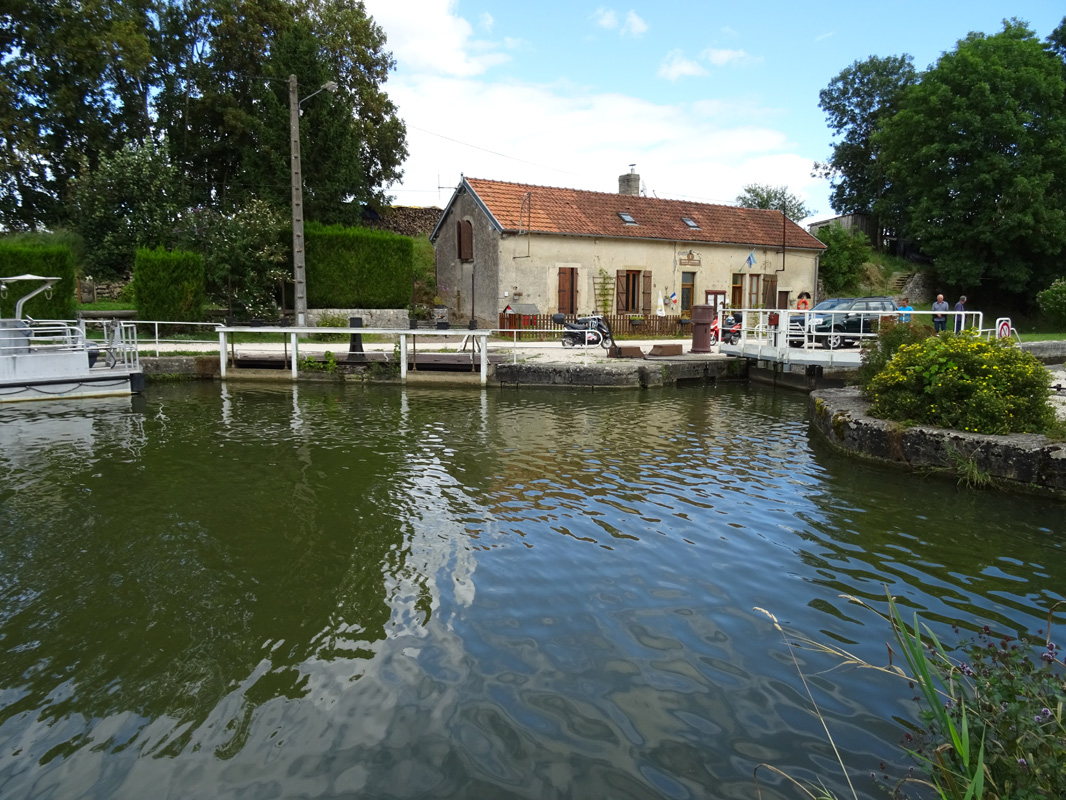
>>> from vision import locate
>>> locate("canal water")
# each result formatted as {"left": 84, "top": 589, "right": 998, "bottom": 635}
{"left": 0, "top": 383, "right": 1062, "bottom": 799}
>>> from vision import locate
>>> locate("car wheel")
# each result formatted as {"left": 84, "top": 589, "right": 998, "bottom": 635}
{"left": 821, "top": 328, "right": 844, "bottom": 349}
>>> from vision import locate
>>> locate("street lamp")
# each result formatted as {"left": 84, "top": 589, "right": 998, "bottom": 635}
{"left": 289, "top": 75, "right": 338, "bottom": 327}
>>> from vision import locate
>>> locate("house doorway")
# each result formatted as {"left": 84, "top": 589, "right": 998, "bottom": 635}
{"left": 704, "top": 290, "right": 726, "bottom": 319}
{"left": 557, "top": 267, "right": 577, "bottom": 314}
{"left": 731, "top": 273, "right": 744, "bottom": 308}
{"left": 680, "top": 272, "right": 696, "bottom": 317}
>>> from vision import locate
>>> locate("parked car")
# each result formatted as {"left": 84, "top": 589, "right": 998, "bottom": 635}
{"left": 788, "top": 297, "right": 899, "bottom": 349}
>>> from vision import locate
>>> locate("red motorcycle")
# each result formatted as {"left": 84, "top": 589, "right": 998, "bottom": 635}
{"left": 709, "top": 313, "right": 741, "bottom": 346}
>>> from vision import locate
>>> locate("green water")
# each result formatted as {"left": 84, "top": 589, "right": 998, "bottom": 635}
{"left": 0, "top": 382, "right": 1062, "bottom": 799}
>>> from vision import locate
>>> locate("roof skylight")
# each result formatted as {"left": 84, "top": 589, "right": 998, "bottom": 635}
{"left": 618, "top": 212, "right": 637, "bottom": 225}
{"left": 681, "top": 217, "right": 700, "bottom": 229}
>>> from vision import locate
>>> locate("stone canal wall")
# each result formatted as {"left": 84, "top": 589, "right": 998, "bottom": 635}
{"left": 493, "top": 356, "right": 745, "bottom": 389}
{"left": 810, "top": 387, "right": 1066, "bottom": 498}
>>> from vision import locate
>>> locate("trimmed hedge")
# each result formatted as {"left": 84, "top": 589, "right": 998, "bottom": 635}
{"left": 133, "top": 247, "right": 205, "bottom": 321}
{"left": 305, "top": 223, "right": 414, "bottom": 309}
{"left": 0, "top": 241, "right": 78, "bottom": 320}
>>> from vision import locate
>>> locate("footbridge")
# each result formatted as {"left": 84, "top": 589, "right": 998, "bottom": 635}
{"left": 715, "top": 307, "right": 987, "bottom": 369}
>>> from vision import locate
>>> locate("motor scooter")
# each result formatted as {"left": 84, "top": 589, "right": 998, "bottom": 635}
{"left": 552, "top": 313, "right": 615, "bottom": 349}
{"left": 709, "top": 313, "right": 741, "bottom": 346}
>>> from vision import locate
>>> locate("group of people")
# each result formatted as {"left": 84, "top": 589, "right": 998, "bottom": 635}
{"left": 898, "top": 294, "right": 967, "bottom": 333}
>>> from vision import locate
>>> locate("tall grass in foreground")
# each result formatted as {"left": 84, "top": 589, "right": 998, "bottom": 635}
{"left": 755, "top": 590, "right": 1065, "bottom": 799}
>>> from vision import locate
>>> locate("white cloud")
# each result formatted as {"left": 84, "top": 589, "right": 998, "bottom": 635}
{"left": 622, "top": 10, "right": 648, "bottom": 37}
{"left": 361, "top": 1, "right": 823, "bottom": 215}
{"left": 658, "top": 50, "right": 708, "bottom": 81}
{"left": 479, "top": 12, "right": 493, "bottom": 32}
{"left": 701, "top": 47, "right": 752, "bottom": 66}
{"left": 362, "top": 0, "right": 508, "bottom": 77}
{"left": 815, "top": 30, "right": 836, "bottom": 42}
{"left": 593, "top": 7, "right": 618, "bottom": 30}
{"left": 720, "top": 25, "right": 739, "bottom": 38}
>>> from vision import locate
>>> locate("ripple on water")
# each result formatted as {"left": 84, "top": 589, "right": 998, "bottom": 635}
{"left": 0, "top": 383, "right": 1064, "bottom": 799}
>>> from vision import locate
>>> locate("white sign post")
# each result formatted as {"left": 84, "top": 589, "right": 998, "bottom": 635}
{"left": 996, "top": 317, "right": 1012, "bottom": 339}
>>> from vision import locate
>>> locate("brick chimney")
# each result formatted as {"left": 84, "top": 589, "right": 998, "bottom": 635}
{"left": 618, "top": 165, "right": 640, "bottom": 196}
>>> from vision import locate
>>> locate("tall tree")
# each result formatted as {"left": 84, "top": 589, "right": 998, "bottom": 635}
{"left": 814, "top": 54, "right": 916, "bottom": 246}
{"left": 734, "top": 184, "right": 812, "bottom": 222}
{"left": 0, "top": 0, "right": 407, "bottom": 230}
{"left": 0, "top": 0, "right": 154, "bottom": 229}
{"left": 875, "top": 20, "right": 1066, "bottom": 291}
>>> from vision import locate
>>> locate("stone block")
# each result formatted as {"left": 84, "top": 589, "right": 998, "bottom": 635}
{"left": 648, "top": 344, "right": 683, "bottom": 356}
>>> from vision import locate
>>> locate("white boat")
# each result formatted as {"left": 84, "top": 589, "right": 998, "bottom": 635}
{"left": 0, "top": 274, "right": 143, "bottom": 403}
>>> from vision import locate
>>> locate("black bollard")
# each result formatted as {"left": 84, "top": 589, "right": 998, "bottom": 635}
{"left": 348, "top": 316, "right": 364, "bottom": 359}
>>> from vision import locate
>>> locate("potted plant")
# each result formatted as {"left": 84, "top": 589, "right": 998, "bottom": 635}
{"left": 629, "top": 314, "right": 644, "bottom": 328}
{"left": 408, "top": 303, "right": 433, "bottom": 328}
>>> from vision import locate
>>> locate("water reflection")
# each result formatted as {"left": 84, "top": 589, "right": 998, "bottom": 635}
{"left": 0, "top": 383, "right": 1063, "bottom": 799}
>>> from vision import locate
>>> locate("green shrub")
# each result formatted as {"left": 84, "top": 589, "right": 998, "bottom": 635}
{"left": 1036, "top": 278, "right": 1066, "bottom": 329}
{"left": 0, "top": 241, "right": 78, "bottom": 319}
{"left": 310, "top": 311, "right": 349, "bottom": 342}
{"left": 857, "top": 318, "right": 935, "bottom": 388}
{"left": 133, "top": 247, "right": 205, "bottom": 321}
{"left": 864, "top": 331, "right": 1054, "bottom": 434}
{"left": 305, "top": 223, "right": 414, "bottom": 309}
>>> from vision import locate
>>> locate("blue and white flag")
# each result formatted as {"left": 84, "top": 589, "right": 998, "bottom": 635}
{"left": 744, "top": 250, "right": 756, "bottom": 269}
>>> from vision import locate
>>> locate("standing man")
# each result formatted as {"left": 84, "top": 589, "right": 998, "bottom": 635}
{"left": 932, "top": 294, "right": 949, "bottom": 333}
{"left": 898, "top": 297, "right": 913, "bottom": 323}
{"left": 954, "top": 295, "right": 967, "bottom": 333}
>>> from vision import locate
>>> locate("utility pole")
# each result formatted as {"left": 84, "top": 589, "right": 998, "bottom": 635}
{"left": 289, "top": 74, "right": 307, "bottom": 328}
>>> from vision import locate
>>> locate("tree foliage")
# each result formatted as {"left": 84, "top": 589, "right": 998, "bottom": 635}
{"left": 0, "top": 0, "right": 155, "bottom": 230}
{"left": 816, "top": 223, "right": 872, "bottom": 295}
{"left": 875, "top": 20, "right": 1066, "bottom": 291}
{"left": 814, "top": 55, "right": 916, "bottom": 218}
{"left": 0, "top": 0, "right": 407, "bottom": 231}
{"left": 734, "top": 184, "right": 812, "bottom": 222}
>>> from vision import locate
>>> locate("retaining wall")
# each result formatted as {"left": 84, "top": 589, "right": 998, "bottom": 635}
{"left": 810, "top": 388, "right": 1066, "bottom": 498}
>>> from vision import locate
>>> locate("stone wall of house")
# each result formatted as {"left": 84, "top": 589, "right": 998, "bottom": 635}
{"left": 434, "top": 190, "right": 501, "bottom": 327}
{"left": 810, "top": 387, "right": 1066, "bottom": 498}
{"left": 490, "top": 233, "right": 819, "bottom": 319}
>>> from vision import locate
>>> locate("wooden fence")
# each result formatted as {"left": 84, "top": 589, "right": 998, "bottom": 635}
{"left": 497, "top": 313, "right": 691, "bottom": 341}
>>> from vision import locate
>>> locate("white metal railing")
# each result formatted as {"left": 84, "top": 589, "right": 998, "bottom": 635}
{"left": 721, "top": 307, "right": 986, "bottom": 350}
{"left": 216, "top": 325, "right": 494, "bottom": 385}
{"left": 2, "top": 318, "right": 140, "bottom": 371}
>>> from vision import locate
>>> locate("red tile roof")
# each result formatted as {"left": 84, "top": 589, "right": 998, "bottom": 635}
{"left": 462, "top": 177, "right": 825, "bottom": 250}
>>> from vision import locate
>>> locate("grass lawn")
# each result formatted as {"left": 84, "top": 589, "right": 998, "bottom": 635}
{"left": 1019, "top": 332, "right": 1066, "bottom": 341}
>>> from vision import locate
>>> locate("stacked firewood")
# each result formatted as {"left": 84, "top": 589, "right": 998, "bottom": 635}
{"left": 362, "top": 206, "right": 443, "bottom": 238}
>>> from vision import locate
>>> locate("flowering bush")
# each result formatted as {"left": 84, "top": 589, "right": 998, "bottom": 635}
{"left": 864, "top": 331, "right": 1054, "bottom": 434}
{"left": 857, "top": 318, "right": 934, "bottom": 389}
{"left": 948, "top": 626, "right": 1066, "bottom": 800}
{"left": 880, "top": 595, "right": 1066, "bottom": 800}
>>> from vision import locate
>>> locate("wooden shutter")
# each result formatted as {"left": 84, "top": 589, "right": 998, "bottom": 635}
{"left": 642, "top": 270, "right": 652, "bottom": 314}
{"left": 458, "top": 220, "right": 473, "bottom": 261}
{"left": 616, "top": 270, "right": 626, "bottom": 312}
{"left": 762, "top": 276, "right": 777, "bottom": 308}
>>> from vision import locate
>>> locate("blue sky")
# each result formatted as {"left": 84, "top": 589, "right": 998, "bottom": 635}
{"left": 361, "top": 0, "right": 1063, "bottom": 221}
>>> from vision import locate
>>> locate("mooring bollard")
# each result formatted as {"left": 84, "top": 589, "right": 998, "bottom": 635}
{"left": 348, "top": 317, "right": 364, "bottom": 358}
